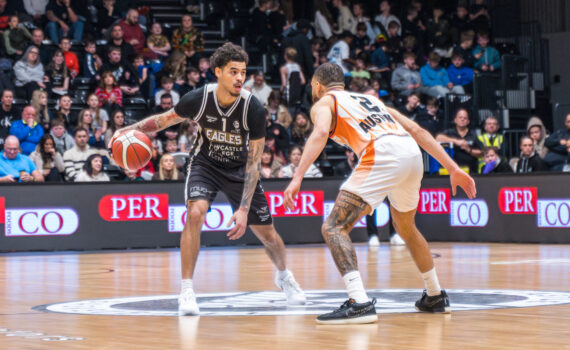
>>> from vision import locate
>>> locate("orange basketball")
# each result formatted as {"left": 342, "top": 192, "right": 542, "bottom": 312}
{"left": 111, "top": 130, "right": 153, "bottom": 171}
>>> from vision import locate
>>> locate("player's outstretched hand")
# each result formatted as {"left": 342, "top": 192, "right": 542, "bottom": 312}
{"left": 284, "top": 179, "right": 301, "bottom": 211}
{"left": 226, "top": 207, "right": 248, "bottom": 240}
{"left": 450, "top": 168, "right": 477, "bottom": 199}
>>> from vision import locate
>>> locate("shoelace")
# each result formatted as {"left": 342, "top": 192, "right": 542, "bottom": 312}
{"left": 333, "top": 299, "right": 354, "bottom": 312}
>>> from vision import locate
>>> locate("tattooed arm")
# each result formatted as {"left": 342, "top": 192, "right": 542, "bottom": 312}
{"left": 226, "top": 137, "right": 265, "bottom": 240}
{"left": 110, "top": 108, "right": 186, "bottom": 145}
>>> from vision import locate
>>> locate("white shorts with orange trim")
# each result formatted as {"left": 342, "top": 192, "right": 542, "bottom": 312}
{"left": 340, "top": 135, "right": 423, "bottom": 213}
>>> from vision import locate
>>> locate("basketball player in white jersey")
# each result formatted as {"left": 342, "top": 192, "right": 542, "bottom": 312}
{"left": 284, "top": 62, "right": 476, "bottom": 324}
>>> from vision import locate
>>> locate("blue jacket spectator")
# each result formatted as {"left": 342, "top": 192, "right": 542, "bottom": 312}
{"left": 0, "top": 135, "right": 44, "bottom": 183}
{"left": 420, "top": 62, "right": 450, "bottom": 87}
{"left": 370, "top": 46, "right": 390, "bottom": 70}
{"left": 448, "top": 53, "right": 474, "bottom": 86}
{"left": 9, "top": 106, "right": 45, "bottom": 155}
{"left": 473, "top": 32, "right": 500, "bottom": 71}
{"left": 544, "top": 113, "right": 570, "bottom": 171}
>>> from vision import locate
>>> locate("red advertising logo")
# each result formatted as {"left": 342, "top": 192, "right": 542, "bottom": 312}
{"left": 265, "top": 191, "right": 324, "bottom": 217}
{"left": 0, "top": 197, "right": 4, "bottom": 224}
{"left": 418, "top": 189, "right": 450, "bottom": 214}
{"left": 498, "top": 187, "right": 537, "bottom": 214}
{"left": 99, "top": 194, "right": 169, "bottom": 221}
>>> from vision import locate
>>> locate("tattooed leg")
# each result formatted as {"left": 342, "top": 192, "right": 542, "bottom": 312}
{"left": 322, "top": 190, "right": 371, "bottom": 275}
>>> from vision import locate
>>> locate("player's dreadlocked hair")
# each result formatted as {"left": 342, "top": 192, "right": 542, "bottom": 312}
{"left": 313, "top": 62, "right": 345, "bottom": 88}
{"left": 210, "top": 42, "right": 249, "bottom": 69}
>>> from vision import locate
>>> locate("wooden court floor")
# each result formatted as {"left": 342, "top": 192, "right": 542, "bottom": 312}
{"left": 0, "top": 242, "right": 569, "bottom": 349}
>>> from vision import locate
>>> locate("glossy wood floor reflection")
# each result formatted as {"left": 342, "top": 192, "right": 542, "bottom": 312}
{"left": 1, "top": 243, "right": 570, "bottom": 349}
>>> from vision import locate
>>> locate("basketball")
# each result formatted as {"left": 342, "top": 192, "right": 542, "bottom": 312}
{"left": 111, "top": 130, "right": 153, "bottom": 171}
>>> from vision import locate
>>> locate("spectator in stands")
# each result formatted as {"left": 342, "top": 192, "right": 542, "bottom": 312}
{"left": 289, "top": 111, "right": 313, "bottom": 146}
{"left": 146, "top": 22, "right": 171, "bottom": 60}
{"left": 265, "top": 133, "right": 286, "bottom": 166}
{"left": 75, "top": 153, "right": 109, "bottom": 182}
{"left": 453, "top": 30, "right": 475, "bottom": 68}
{"left": 23, "top": 0, "right": 49, "bottom": 26}
{"left": 401, "top": 34, "right": 425, "bottom": 66}
{"left": 96, "top": 0, "right": 120, "bottom": 37}
{"left": 198, "top": 57, "right": 215, "bottom": 86}
{"left": 351, "top": 3, "right": 376, "bottom": 42}
{"left": 171, "top": 14, "right": 204, "bottom": 65}
{"left": 160, "top": 50, "right": 187, "bottom": 86}
{"left": 164, "top": 139, "right": 178, "bottom": 154}
{"left": 350, "top": 58, "right": 370, "bottom": 80}
{"left": 44, "top": 49, "right": 70, "bottom": 97}
{"left": 481, "top": 147, "right": 512, "bottom": 174}
{"left": 98, "top": 46, "right": 135, "bottom": 84}
{"left": 420, "top": 52, "right": 464, "bottom": 98}
{"left": 391, "top": 52, "right": 421, "bottom": 96}
{"left": 267, "top": 90, "right": 292, "bottom": 128}
{"left": 0, "top": 89, "right": 20, "bottom": 150}
{"left": 160, "top": 125, "right": 179, "bottom": 151}
{"left": 132, "top": 55, "right": 152, "bottom": 100}
{"left": 59, "top": 37, "right": 78, "bottom": 78}
{"left": 281, "top": 48, "right": 305, "bottom": 108}
{"left": 45, "top": 0, "right": 83, "bottom": 44}
{"left": 152, "top": 93, "right": 173, "bottom": 114}
{"left": 473, "top": 31, "right": 500, "bottom": 72}
{"left": 30, "top": 89, "right": 52, "bottom": 132}
{"left": 544, "top": 113, "right": 570, "bottom": 171}
{"left": 402, "top": 3, "right": 426, "bottom": 40}
{"left": 260, "top": 146, "right": 281, "bottom": 179}
{"left": 3, "top": 15, "right": 32, "bottom": 58}
{"left": 327, "top": 31, "right": 352, "bottom": 75}
{"left": 469, "top": 0, "right": 491, "bottom": 32}
{"left": 247, "top": 0, "right": 271, "bottom": 46}
{"left": 436, "top": 108, "right": 482, "bottom": 173}
{"left": 426, "top": 5, "right": 452, "bottom": 58}
{"left": 13, "top": 46, "right": 46, "bottom": 100}
{"left": 178, "top": 120, "right": 196, "bottom": 153}
{"left": 83, "top": 40, "right": 102, "bottom": 79}
{"left": 119, "top": 8, "right": 145, "bottom": 56}
{"left": 332, "top": 0, "right": 355, "bottom": 35}
{"left": 123, "top": 168, "right": 143, "bottom": 181}
{"left": 511, "top": 136, "right": 548, "bottom": 173}
{"left": 383, "top": 21, "right": 403, "bottom": 66}
{"left": 104, "top": 24, "right": 136, "bottom": 64}
{"left": 0, "top": 135, "right": 44, "bottom": 183}
{"left": 450, "top": 4, "right": 472, "bottom": 45}
{"left": 155, "top": 76, "right": 180, "bottom": 106}
{"left": 375, "top": 1, "right": 401, "bottom": 35}
{"left": 527, "top": 116, "right": 549, "bottom": 159}
{"left": 244, "top": 71, "right": 272, "bottom": 106}
{"left": 478, "top": 115, "right": 504, "bottom": 152}
{"left": 152, "top": 153, "right": 183, "bottom": 181}
{"left": 76, "top": 109, "right": 104, "bottom": 148}
{"left": 86, "top": 93, "right": 108, "bottom": 134}
{"left": 0, "top": 0, "right": 9, "bottom": 32}
{"left": 279, "top": 145, "right": 322, "bottom": 178}
{"left": 50, "top": 119, "right": 74, "bottom": 154}
{"left": 9, "top": 105, "right": 44, "bottom": 155}
{"left": 96, "top": 71, "right": 123, "bottom": 112}
{"left": 54, "top": 94, "right": 77, "bottom": 132}
{"left": 416, "top": 97, "right": 443, "bottom": 136}
{"left": 333, "top": 148, "right": 358, "bottom": 177}
{"left": 63, "top": 127, "right": 101, "bottom": 181}
{"left": 314, "top": 0, "right": 334, "bottom": 40}
{"left": 30, "top": 28, "right": 52, "bottom": 66}
{"left": 448, "top": 51, "right": 474, "bottom": 93}
{"left": 282, "top": 19, "right": 313, "bottom": 78}
{"left": 29, "top": 134, "right": 64, "bottom": 181}
{"left": 369, "top": 36, "right": 391, "bottom": 75}
{"left": 104, "top": 109, "right": 125, "bottom": 148}
{"left": 266, "top": 109, "right": 290, "bottom": 155}
{"left": 396, "top": 92, "right": 422, "bottom": 120}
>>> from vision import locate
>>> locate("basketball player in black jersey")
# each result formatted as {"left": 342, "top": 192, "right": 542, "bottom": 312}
{"left": 112, "top": 43, "right": 306, "bottom": 315}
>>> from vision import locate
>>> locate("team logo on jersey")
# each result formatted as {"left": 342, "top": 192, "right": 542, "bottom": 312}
{"left": 233, "top": 121, "right": 240, "bottom": 129}
{"left": 205, "top": 128, "right": 243, "bottom": 145}
{"left": 34, "top": 289, "right": 570, "bottom": 317}
{"left": 206, "top": 115, "right": 218, "bottom": 123}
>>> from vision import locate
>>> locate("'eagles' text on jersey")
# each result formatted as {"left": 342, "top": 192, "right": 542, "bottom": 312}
{"left": 174, "top": 84, "right": 266, "bottom": 168}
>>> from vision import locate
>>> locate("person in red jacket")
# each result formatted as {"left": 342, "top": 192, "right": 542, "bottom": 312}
{"left": 59, "top": 37, "right": 79, "bottom": 78}
{"left": 119, "top": 8, "right": 145, "bottom": 55}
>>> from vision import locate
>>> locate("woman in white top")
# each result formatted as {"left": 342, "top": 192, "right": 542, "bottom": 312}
{"left": 75, "top": 154, "right": 110, "bottom": 182}
{"left": 374, "top": 0, "right": 402, "bottom": 35}
{"left": 280, "top": 145, "right": 322, "bottom": 178}
{"left": 280, "top": 47, "right": 306, "bottom": 107}
{"left": 314, "top": 0, "right": 334, "bottom": 39}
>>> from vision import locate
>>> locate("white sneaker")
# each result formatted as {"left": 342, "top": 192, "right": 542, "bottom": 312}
{"left": 178, "top": 288, "right": 200, "bottom": 316}
{"left": 368, "top": 235, "right": 380, "bottom": 247}
{"left": 275, "top": 271, "right": 307, "bottom": 305}
{"left": 390, "top": 233, "right": 406, "bottom": 246}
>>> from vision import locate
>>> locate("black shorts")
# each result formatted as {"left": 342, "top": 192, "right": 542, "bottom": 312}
{"left": 185, "top": 160, "right": 273, "bottom": 226}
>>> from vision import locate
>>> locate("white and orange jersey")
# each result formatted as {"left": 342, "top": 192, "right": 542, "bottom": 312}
{"left": 326, "top": 90, "right": 408, "bottom": 156}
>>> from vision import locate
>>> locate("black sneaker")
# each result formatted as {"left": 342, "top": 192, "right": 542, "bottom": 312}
{"left": 316, "top": 298, "right": 378, "bottom": 324}
{"left": 415, "top": 290, "right": 451, "bottom": 313}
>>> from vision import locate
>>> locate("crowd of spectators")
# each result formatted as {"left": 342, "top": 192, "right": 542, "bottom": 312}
{"left": 0, "top": 0, "right": 567, "bottom": 184}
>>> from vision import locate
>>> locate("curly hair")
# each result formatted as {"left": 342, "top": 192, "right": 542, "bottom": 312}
{"left": 83, "top": 154, "right": 104, "bottom": 176}
{"left": 209, "top": 42, "right": 248, "bottom": 70}
{"left": 313, "top": 62, "right": 344, "bottom": 88}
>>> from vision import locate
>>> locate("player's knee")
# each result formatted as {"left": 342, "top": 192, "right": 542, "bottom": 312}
{"left": 187, "top": 204, "right": 207, "bottom": 223}
{"left": 321, "top": 222, "right": 340, "bottom": 238}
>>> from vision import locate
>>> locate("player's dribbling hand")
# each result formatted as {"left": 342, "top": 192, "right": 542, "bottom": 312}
{"left": 283, "top": 179, "right": 301, "bottom": 211}
{"left": 226, "top": 207, "right": 248, "bottom": 240}
{"left": 450, "top": 168, "right": 477, "bottom": 199}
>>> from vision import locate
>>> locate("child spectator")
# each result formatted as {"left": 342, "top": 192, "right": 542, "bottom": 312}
{"left": 177, "top": 67, "right": 200, "bottom": 96}
{"left": 450, "top": 5, "right": 472, "bottom": 44}
{"left": 352, "top": 22, "right": 371, "bottom": 56}
{"left": 59, "top": 37, "right": 79, "bottom": 78}
{"left": 160, "top": 125, "right": 179, "bottom": 151}
{"left": 86, "top": 93, "right": 109, "bottom": 135}
{"left": 391, "top": 52, "right": 421, "bottom": 96}
{"left": 415, "top": 97, "right": 443, "bottom": 136}
{"left": 350, "top": 57, "right": 371, "bottom": 79}
{"left": 50, "top": 119, "right": 75, "bottom": 155}
{"left": 178, "top": 120, "right": 197, "bottom": 153}
{"left": 526, "top": 116, "right": 549, "bottom": 159}
{"left": 512, "top": 136, "right": 548, "bottom": 173}
{"left": 396, "top": 92, "right": 422, "bottom": 120}
{"left": 44, "top": 49, "right": 70, "bottom": 97}
{"left": 280, "top": 47, "right": 305, "bottom": 107}
{"left": 155, "top": 76, "right": 180, "bottom": 106}
{"left": 448, "top": 52, "right": 474, "bottom": 93}
{"left": 152, "top": 153, "right": 183, "bottom": 180}
{"left": 3, "top": 15, "right": 32, "bottom": 58}
{"left": 55, "top": 94, "right": 78, "bottom": 132}
{"left": 420, "top": 52, "right": 464, "bottom": 98}
{"left": 289, "top": 111, "right": 313, "bottom": 146}
{"left": 29, "top": 134, "right": 65, "bottom": 181}
{"left": 164, "top": 139, "right": 178, "bottom": 154}
{"left": 453, "top": 30, "right": 475, "bottom": 68}
{"left": 481, "top": 147, "right": 512, "bottom": 174}
{"left": 132, "top": 54, "right": 152, "bottom": 99}
{"left": 426, "top": 5, "right": 451, "bottom": 58}
{"left": 279, "top": 145, "right": 322, "bottom": 178}
{"left": 83, "top": 40, "right": 102, "bottom": 79}
{"left": 76, "top": 109, "right": 105, "bottom": 148}
{"left": 104, "top": 109, "right": 125, "bottom": 148}
{"left": 30, "top": 89, "right": 53, "bottom": 132}
{"left": 95, "top": 71, "right": 123, "bottom": 112}
{"left": 198, "top": 57, "right": 215, "bottom": 86}
{"left": 146, "top": 22, "right": 171, "bottom": 60}
{"left": 75, "top": 154, "right": 110, "bottom": 182}
{"left": 9, "top": 106, "right": 44, "bottom": 155}
{"left": 473, "top": 31, "right": 500, "bottom": 72}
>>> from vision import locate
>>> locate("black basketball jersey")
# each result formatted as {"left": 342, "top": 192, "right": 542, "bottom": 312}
{"left": 174, "top": 84, "right": 266, "bottom": 169}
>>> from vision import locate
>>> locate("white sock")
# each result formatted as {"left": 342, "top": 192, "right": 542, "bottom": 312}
{"left": 421, "top": 268, "right": 442, "bottom": 296}
{"left": 181, "top": 279, "right": 193, "bottom": 292}
{"left": 342, "top": 271, "right": 369, "bottom": 303}
{"left": 277, "top": 269, "right": 290, "bottom": 280}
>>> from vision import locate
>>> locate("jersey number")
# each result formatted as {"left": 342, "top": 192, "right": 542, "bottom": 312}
{"left": 350, "top": 95, "right": 381, "bottom": 113}
{"left": 221, "top": 118, "right": 226, "bottom": 132}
